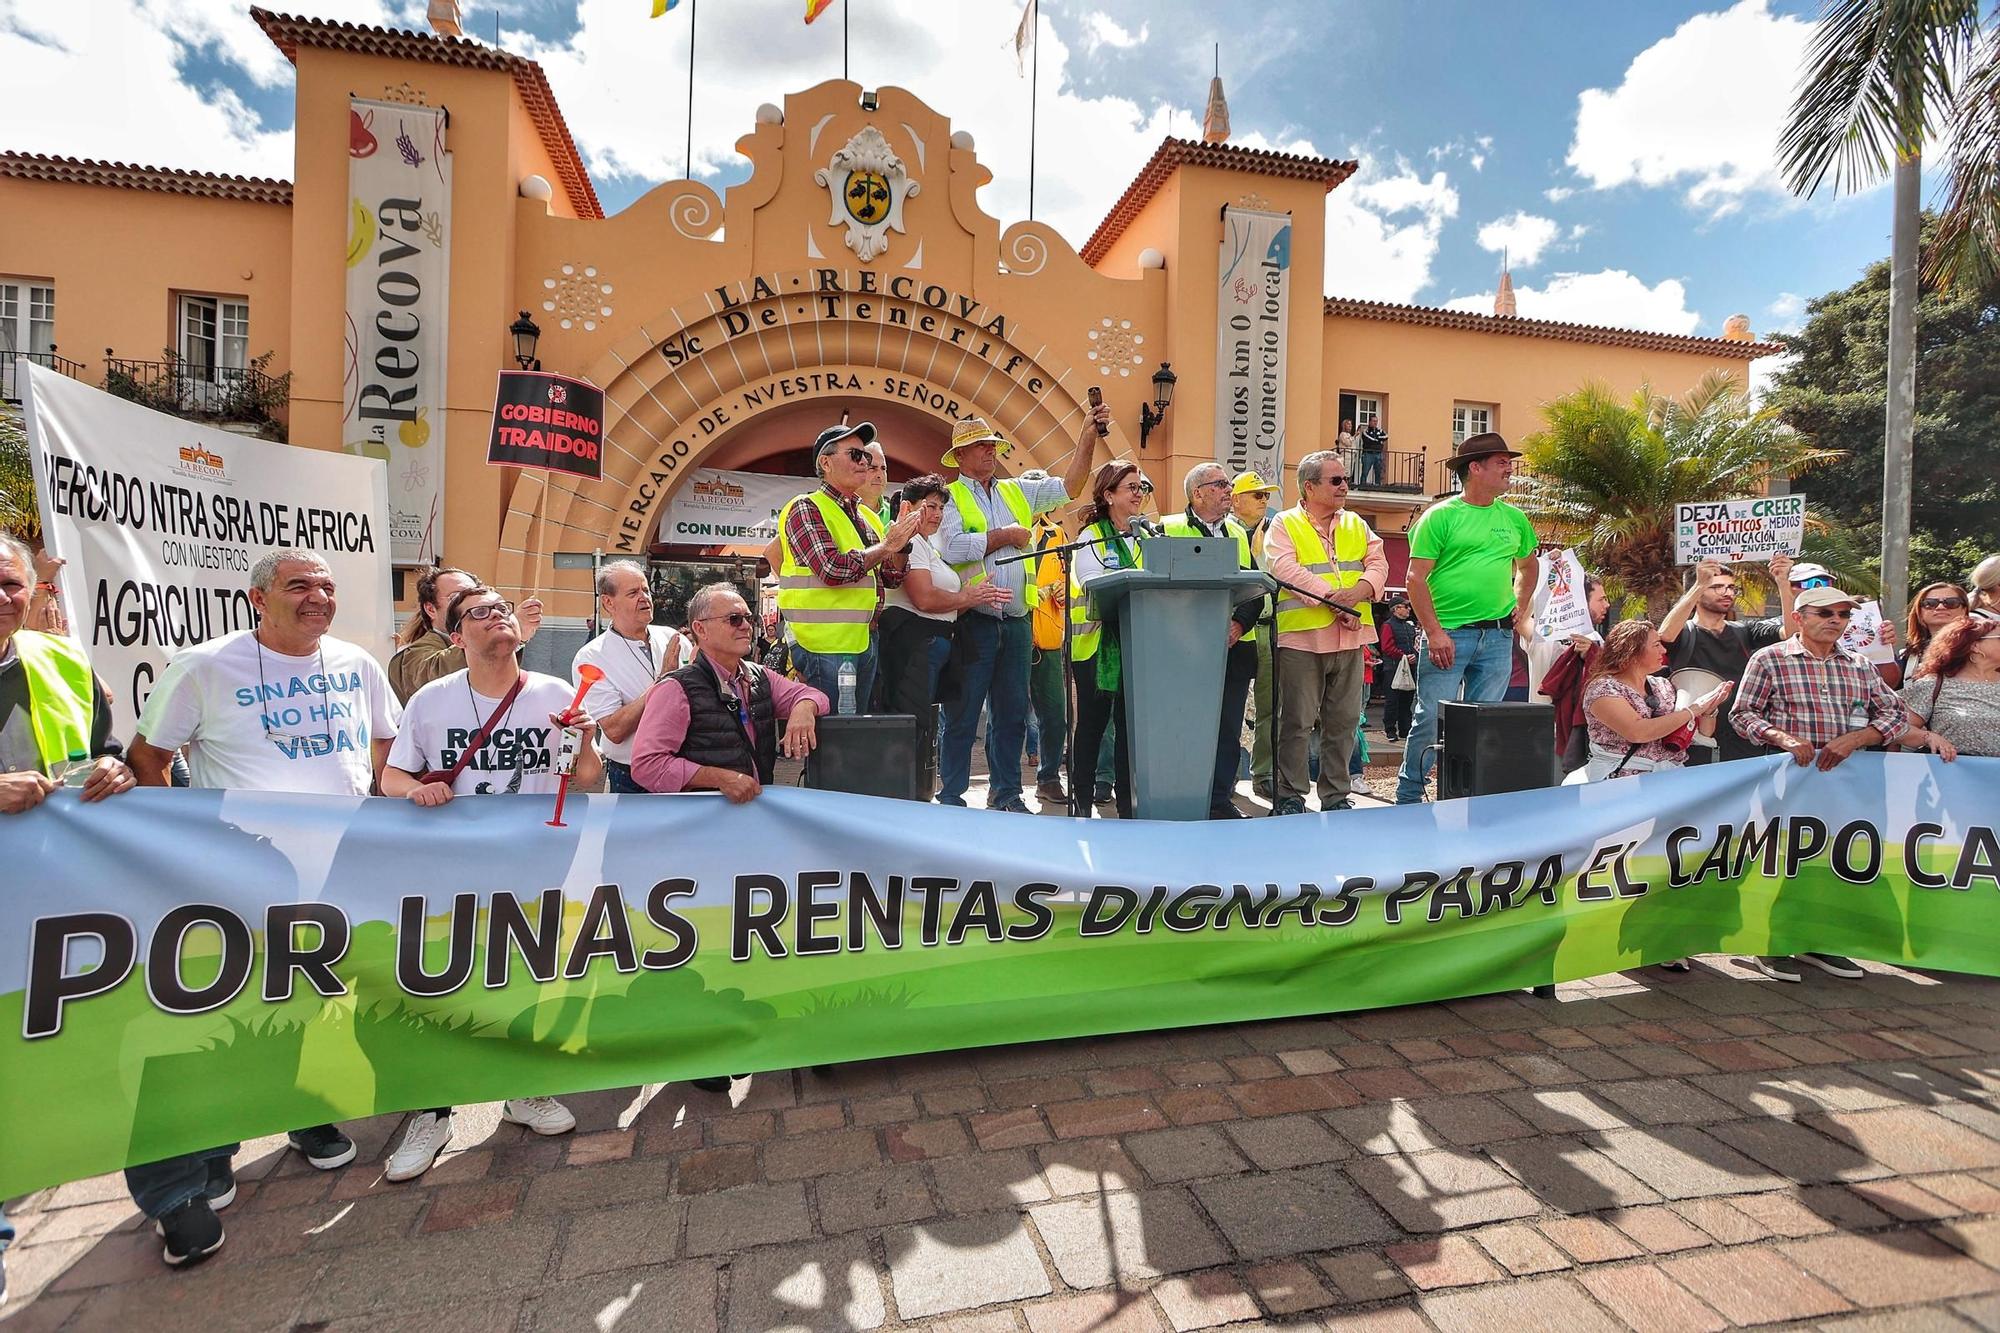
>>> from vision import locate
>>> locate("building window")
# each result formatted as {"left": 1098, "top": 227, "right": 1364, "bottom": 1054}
{"left": 1336, "top": 391, "right": 1384, "bottom": 434}
{"left": 1451, "top": 402, "right": 1493, "bottom": 446}
{"left": 0, "top": 279, "right": 56, "bottom": 356}
{"left": 178, "top": 295, "right": 250, "bottom": 378}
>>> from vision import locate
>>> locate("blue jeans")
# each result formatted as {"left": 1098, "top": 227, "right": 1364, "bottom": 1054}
{"left": 127, "top": 1144, "right": 238, "bottom": 1219}
{"left": 940, "top": 614, "right": 1030, "bottom": 806}
{"left": 604, "top": 759, "right": 647, "bottom": 794}
{"left": 790, "top": 642, "right": 878, "bottom": 717}
{"left": 1358, "top": 449, "right": 1385, "bottom": 488}
{"left": 1394, "top": 625, "right": 1514, "bottom": 804}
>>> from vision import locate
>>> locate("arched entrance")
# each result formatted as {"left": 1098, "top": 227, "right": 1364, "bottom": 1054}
{"left": 497, "top": 267, "right": 1116, "bottom": 607}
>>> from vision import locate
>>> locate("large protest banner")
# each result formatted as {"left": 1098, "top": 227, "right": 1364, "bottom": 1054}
{"left": 24, "top": 363, "right": 393, "bottom": 731}
{"left": 3, "top": 755, "right": 1995, "bottom": 1196}
{"left": 1675, "top": 494, "right": 1807, "bottom": 564}
{"left": 1213, "top": 207, "right": 1292, "bottom": 493}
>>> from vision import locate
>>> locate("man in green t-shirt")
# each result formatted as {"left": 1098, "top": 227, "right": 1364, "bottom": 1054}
{"left": 1394, "top": 432, "right": 1540, "bottom": 803}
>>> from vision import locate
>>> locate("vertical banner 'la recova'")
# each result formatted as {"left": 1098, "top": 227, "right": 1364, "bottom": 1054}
{"left": 343, "top": 97, "right": 451, "bottom": 567}
{"left": 1214, "top": 206, "right": 1291, "bottom": 498}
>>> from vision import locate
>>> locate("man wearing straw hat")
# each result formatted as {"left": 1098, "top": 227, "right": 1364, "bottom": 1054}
{"left": 935, "top": 406, "right": 1106, "bottom": 811}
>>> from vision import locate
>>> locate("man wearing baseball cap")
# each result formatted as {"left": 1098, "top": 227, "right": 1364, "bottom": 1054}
{"left": 1730, "top": 583, "right": 1909, "bottom": 983}
{"left": 934, "top": 405, "right": 1105, "bottom": 812}
{"left": 1231, "top": 472, "right": 1280, "bottom": 798}
{"left": 773, "top": 421, "right": 923, "bottom": 712}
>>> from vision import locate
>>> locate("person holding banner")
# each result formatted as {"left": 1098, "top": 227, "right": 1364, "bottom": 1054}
{"left": 574, "top": 561, "right": 693, "bottom": 794}
{"left": 379, "top": 584, "right": 591, "bottom": 1180}
{"left": 389, "top": 565, "right": 544, "bottom": 705}
{"left": 1164, "top": 462, "right": 1265, "bottom": 819}
{"left": 123, "top": 548, "right": 402, "bottom": 1267}
{"left": 1657, "top": 554, "right": 1797, "bottom": 765}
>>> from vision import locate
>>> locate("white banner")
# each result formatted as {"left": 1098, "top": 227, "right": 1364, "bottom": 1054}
{"left": 1842, "top": 599, "right": 1896, "bottom": 664}
{"left": 1674, "top": 494, "right": 1805, "bottom": 564}
{"left": 343, "top": 98, "right": 451, "bottom": 566}
{"left": 1530, "top": 548, "right": 1598, "bottom": 644}
{"left": 24, "top": 362, "right": 392, "bottom": 731}
{"left": 660, "top": 467, "right": 818, "bottom": 545}
{"left": 1214, "top": 207, "right": 1292, "bottom": 495}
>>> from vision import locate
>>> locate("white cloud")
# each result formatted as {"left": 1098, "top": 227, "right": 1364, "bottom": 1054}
{"left": 1475, "top": 211, "right": 1560, "bottom": 267}
{"left": 1444, "top": 269, "right": 1702, "bottom": 335}
{"left": 1568, "top": 223, "right": 1590, "bottom": 239}
{"left": 1562, "top": 0, "right": 1814, "bottom": 213}
{"left": 1324, "top": 157, "right": 1460, "bottom": 302}
{"left": 1766, "top": 291, "right": 1804, "bottom": 324}
{"left": 1543, "top": 185, "right": 1575, "bottom": 203}
{"left": 1428, "top": 135, "right": 1492, "bottom": 172}
{"left": 1081, "top": 11, "right": 1148, "bottom": 53}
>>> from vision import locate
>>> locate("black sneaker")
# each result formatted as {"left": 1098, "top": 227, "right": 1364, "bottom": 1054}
{"left": 1092, "top": 782, "right": 1113, "bottom": 804}
{"left": 205, "top": 1157, "right": 237, "bottom": 1211}
{"left": 287, "top": 1123, "right": 357, "bottom": 1170}
{"left": 1273, "top": 796, "right": 1307, "bottom": 816}
{"left": 1800, "top": 951, "right": 1864, "bottom": 979}
{"left": 689, "top": 1076, "right": 733, "bottom": 1093}
{"left": 156, "top": 1196, "right": 224, "bottom": 1268}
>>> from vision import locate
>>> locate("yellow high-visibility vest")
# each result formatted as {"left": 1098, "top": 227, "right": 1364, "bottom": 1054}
{"left": 1162, "top": 511, "right": 1259, "bottom": 644}
{"left": 1070, "top": 520, "right": 1143, "bottom": 662}
{"left": 13, "top": 629, "right": 94, "bottom": 772}
{"left": 945, "top": 478, "right": 1039, "bottom": 610}
{"left": 776, "top": 489, "right": 884, "bottom": 654}
{"left": 1271, "top": 508, "right": 1374, "bottom": 634}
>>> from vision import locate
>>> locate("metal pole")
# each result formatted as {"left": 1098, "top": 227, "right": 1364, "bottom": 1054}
{"left": 1881, "top": 151, "right": 1919, "bottom": 627}
{"left": 684, "top": 0, "right": 697, "bottom": 180}
{"left": 1027, "top": 0, "right": 1038, "bottom": 221}
{"left": 843, "top": 0, "right": 849, "bottom": 82}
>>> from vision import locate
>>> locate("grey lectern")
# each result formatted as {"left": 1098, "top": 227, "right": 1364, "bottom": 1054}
{"left": 1085, "top": 536, "right": 1274, "bottom": 821}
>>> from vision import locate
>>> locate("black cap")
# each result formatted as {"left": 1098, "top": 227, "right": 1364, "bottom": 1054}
{"left": 812, "top": 421, "right": 877, "bottom": 458}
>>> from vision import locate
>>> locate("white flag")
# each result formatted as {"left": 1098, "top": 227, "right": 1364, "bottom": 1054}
{"left": 1014, "top": 0, "right": 1037, "bottom": 74}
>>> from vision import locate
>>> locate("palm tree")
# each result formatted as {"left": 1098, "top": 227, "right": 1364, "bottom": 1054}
{"left": 1515, "top": 374, "right": 1842, "bottom": 620}
{"left": 0, "top": 406, "right": 38, "bottom": 544}
{"left": 1779, "top": 0, "right": 1994, "bottom": 628}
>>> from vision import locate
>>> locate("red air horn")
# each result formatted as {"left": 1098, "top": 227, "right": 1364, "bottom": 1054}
{"left": 546, "top": 663, "right": 603, "bottom": 828}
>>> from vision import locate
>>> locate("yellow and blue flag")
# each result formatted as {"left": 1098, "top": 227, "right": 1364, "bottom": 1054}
{"left": 650, "top": 0, "right": 681, "bottom": 15}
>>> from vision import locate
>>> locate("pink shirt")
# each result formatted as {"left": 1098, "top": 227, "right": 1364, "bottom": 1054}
{"left": 629, "top": 651, "right": 829, "bottom": 793}
{"left": 1262, "top": 507, "right": 1389, "bottom": 654}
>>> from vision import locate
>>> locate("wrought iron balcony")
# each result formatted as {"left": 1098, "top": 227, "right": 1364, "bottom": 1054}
{"left": 102, "top": 353, "right": 288, "bottom": 435}
{"left": 1, "top": 348, "right": 86, "bottom": 403}
{"left": 1337, "top": 445, "right": 1426, "bottom": 495}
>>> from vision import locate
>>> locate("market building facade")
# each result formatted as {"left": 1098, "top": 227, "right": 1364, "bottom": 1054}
{"left": 1, "top": 6, "right": 1778, "bottom": 644}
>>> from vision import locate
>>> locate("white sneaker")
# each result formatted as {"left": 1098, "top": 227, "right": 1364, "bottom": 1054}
{"left": 501, "top": 1097, "right": 576, "bottom": 1136}
{"left": 385, "top": 1110, "right": 453, "bottom": 1181}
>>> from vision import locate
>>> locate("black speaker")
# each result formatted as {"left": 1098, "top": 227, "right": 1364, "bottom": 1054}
{"left": 1436, "top": 701, "right": 1556, "bottom": 800}
{"left": 801, "top": 714, "right": 921, "bottom": 801}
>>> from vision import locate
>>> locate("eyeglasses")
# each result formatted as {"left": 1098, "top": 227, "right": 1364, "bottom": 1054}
{"left": 843, "top": 447, "right": 873, "bottom": 466}
{"left": 1196, "top": 478, "right": 1230, "bottom": 490}
{"left": 1802, "top": 607, "right": 1853, "bottom": 620}
{"left": 699, "top": 611, "right": 756, "bottom": 630}
{"left": 1921, "top": 595, "right": 1968, "bottom": 610}
{"left": 1318, "top": 476, "right": 1350, "bottom": 488}
{"left": 456, "top": 599, "right": 516, "bottom": 625}
{"left": 1796, "top": 575, "right": 1834, "bottom": 590}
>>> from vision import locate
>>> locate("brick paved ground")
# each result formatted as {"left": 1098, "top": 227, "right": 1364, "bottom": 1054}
{"left": 8, "top": 958, "right": 2000, "bottom": 1330}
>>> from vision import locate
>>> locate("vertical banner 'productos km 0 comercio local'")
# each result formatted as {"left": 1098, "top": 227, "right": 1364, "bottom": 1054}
{"left": 1213, "top": 207, "right": 1292, "bottom": 497}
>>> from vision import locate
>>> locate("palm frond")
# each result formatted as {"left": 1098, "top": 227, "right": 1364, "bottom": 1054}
{"left": 1926, "top": 26, "right": 2000, "bottom": 287}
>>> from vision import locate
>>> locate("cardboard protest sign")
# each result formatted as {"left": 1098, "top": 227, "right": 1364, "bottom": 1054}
{"left": 1675, "top": 495, "right": 1806, "bottom": 564}
{"left": 1842, "top": 599, "right": 1896, "bottom": 664}
{"left": 487, "top": 370, "right": 605, "bottom": 480}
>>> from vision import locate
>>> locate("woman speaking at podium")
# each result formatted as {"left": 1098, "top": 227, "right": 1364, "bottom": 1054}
{"left": 1067, "top": 460, "right": 1150, "bottom": 819}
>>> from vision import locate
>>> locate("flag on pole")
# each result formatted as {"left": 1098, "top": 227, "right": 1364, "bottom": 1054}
{"left": 805, "top": 0, "right": 836, "bottom": 22}
{"left": 1014, "top": 0, "right": 1037, "bottom": 74}
{"left": 650, "top": 0, "right": 681, "bottom": 14}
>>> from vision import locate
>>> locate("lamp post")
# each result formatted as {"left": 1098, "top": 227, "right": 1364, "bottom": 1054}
{"left": 1137, "top": 361, "right": 1177, "bottom": 448}
{"left": 509, "top": 310, "right": 542, "bottom": 371}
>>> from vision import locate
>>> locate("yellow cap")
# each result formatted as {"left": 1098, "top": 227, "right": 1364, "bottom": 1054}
{"left": 1231, "top": 471, "right": 1276, "bottom": 497}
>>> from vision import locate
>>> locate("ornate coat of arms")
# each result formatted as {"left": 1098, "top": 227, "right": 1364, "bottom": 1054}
{"left": 815, "top": 127, "right": 919, "bottom": 262}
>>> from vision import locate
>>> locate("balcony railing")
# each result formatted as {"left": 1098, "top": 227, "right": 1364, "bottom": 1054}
{"left": 1, "top": 348, "right": 87, "bottom": 403}
{"left": 103, "top": 354, "right": 288, "bottom": 434}
{"left": 1337, "top": 445, "right": 1426, "bottom": 495}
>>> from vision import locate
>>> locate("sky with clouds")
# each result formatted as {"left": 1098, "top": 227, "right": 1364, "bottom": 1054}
{"left": 3, "top": 0, "right": 1904, "bottom": 346}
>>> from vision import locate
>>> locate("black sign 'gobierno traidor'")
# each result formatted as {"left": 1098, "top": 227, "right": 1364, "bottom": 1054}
{"left": 487, "top": 370, "right": 605, "bottom": 480}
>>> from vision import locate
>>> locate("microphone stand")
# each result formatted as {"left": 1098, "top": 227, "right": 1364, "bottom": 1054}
{"left": 996, "top": 528, "right": 1115, "bottom": 817}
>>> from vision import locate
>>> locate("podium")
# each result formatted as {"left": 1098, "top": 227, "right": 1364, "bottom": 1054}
{"left": 1086, "top": 536, "right": 1274, "bottom": 820}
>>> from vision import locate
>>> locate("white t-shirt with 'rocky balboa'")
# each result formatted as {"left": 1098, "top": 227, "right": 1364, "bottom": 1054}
{"left": 136, "top": 629, "right": 400, "bottom": 795}
{"left": 387, "top": 669, "right": 580, "bottom": 797}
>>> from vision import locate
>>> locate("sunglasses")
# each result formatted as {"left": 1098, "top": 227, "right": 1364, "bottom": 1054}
{"left": 455, "top": 599, "right": 516, "bottom": 625}
{"left": 843, "top": 447, "right": 874, "bottom": 466}
{"left": 1318, "top": 476, "right": 1351, "bottom": 488}
{"left": 1802, "top": 606, "right": 1853, "bottom": 620}
{"left": 699, "top": 611, "right": 756, "bottom": 630}
{"left": 1796, "top": 575, "right": 1834, "bottom": 590}
{"left": 1921, "top": 595, "right": 1968, "bottom": 610}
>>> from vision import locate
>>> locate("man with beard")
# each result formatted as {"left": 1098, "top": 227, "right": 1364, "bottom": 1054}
{"left": 1657, "top": 553, "right": 1797, "bottom": 765}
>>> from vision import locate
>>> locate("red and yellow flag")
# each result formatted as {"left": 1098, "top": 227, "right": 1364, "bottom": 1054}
{"left": 805, "top": 0, "right": 836, "bottom": 22}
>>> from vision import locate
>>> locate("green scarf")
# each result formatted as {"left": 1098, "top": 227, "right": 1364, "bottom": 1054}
{"left": 1094, "top": 523, "right": 1138, "bottom": 692}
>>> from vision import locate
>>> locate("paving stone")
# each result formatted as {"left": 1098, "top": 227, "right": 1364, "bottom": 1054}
{"left": 992, "top": 1075, "right": 1089, "bottom": 1108}
{"left": 1156, "top": 1087, "right": 1239, "bottom": 1126}
{"left": 1344, "top": 1066, "right": 1439, "bottom": 1102}
{"left": 815, "top": 1164, "right": 935, "bottom": 1234}
{"left": 785, "top": 1104, "right": 848, "bottom": 1134}
{"left": 1149, "top": 1269, "right": 1261, "bottom": 1330}
{"left": 1485, "top": 1135, "right": 1663, "bottom": 1211}
{"left": 1315, "top": 1247, "right": 1411, "bottom": 1302}
{"left": 1932, "top": 1216, "right": 2000, "bottom": 1270}
{"left": 684, "top": 1182, "right": 815, "bottom": 1256}
{"left": 1277, "top": 1048, "right": 1345, "bottom": 1076}
{"left": 1225, "top": 1055, "right": 1286, "bottom": 1080}
{"left": 971, "top": 1109, "right": 1052, "bottom": 1150}
{"left": 1022, "top": 1290, "right": 1167, "bottom": 1333}
{"left": 1496, "top": 1089, "right": 1632, "bottom": 1135}
{"left": 1660, "top": 1247, "right": 1853, "bottom": 1325}
{"left": 764, "top": 1128, "right": 884, "bottom": 1181}
{"left": 1194, "top": 1164, "right": 1398, "bottom": 1258}
{"left": 1576, "top": 1263, "right": 1728, "bottom": 1333}
{"left": 1785, "top": 1230, "right": 2000, "bottom": 1307}
{"left": 1222, "top": 1114, "right": 1350, "bottom": 1170}
{"left": 922, "top": 1086, "right": 989, "bottom": 1117}
{"left": 883, "top": 1118, "right": 972, "bottom": 1162}
{"left": 1228, "top": 1075, "right": 1359, "bottom": 1117}
{"left": 1852, "top": 1178, "right": 1966, "bottom": 1222}
{"left": 1609, "top": 1204, "right": 1713, "bottom": 1254}
{"left": 421, "top": 1179, "right": 523, "bottom": 1233}
{"left": 725, "top": 1236, "right": 886, "bottom": 1332}
{"left": 1407, "top": 1095, "right": 1536, "bottom": 1146}
{"left": 1420, "top": 1273, "right": 1622, "bottom": 1333}
{"left": 1596, "top": 1079, "right": 1743, "bottom": 1126}
{"left": 1336, "top": 1041, "right": 1404, "bottom": 1068}
{"left": 711, "top": 1111, "right": 777, "bottom": 1144}
{"left": 851, "top": 1094, "right": 921, "bottom": 1126}
{"left": 11, "top": 1200, "right": 142, "bottom": 1245}
{"left": 1121, "top": 1128, "right": 1250, "bottom": 1183}
{"left": 1691, "top": 1070, "right": 1909, "bottom": 1118}
{"left": 556, "top": 1200, "right": 686, "bottom": 1280}
{"left": 1384, "top": 1234, "right": 1502, "bottom": 1291}
{"left": 565, "top": 1131, "right": 634, "bottom": 1166}
{"left": 1346, "top": 1149, "right": 1540, "bottom": 1233}
{"left": 1045, "top": 1096, "right": 1168, "bottom": 1139}
{"left": 1672, "top": 1196, "right": 1773, "bottom": 1243}
{"left": 1589, "top": 1125, "right": 1785, "bottom": 1199}
{"left": 1923, "top": 1173, "right": 2000, "bottom": 1214}
{"left": 1415, "top": 1059, "right": 1523, "bottom": 1095}
{"left": 1495, "top": 1054, "right": 1579, "bottom": 1088}
{"left": 886, "top": 1214, "right": 1052, "bottom": 1318}
{"left": 1036, "top": 1139, "right": 1143, "bottom": 1197}
{"left": 1795, "top": 1184, "right": 1898, "bottom": 1231}
{"left": 1244, "top": 1258, "right": 1339, "bottom": 1315}
{"left": 1324, "top": 1103, "right": 1445, "bottom": 1156}
{"left": 930, "top": 1314, "right": 1027, "bottom": 1333}
{"left": 522, "top": 1157, "right": 675, "bottom": 1212}
{"left": 1030, "top": 1188, "right": 1229, "bottom": 1288}
{"left": 930, "top": 1149, "right": 1052, "bottom": 1213}
{"left": 1089, "top": 1066, "right": 1169, "bottom": 1097}
{"left": 297, "top": 1219, "right": 560, "bottom": 1319}
{"left": 526, "top": 1260, "right": 719, "bottom": 1333}
{"left": 1729, "top": 1191, "right": 1837, "bottom": 1238}
{"left": 1470, "top": 1222, "right": 1571, "bottom": 1276}
{"left": 1806, "top": 1109, "right": 2000, "bottom": 1174}
{"left": 1539, "top": 1215, "right": 1643, "bottom": 1263}
{"left": 1707, "top": 1116, "right": 1894, "bottom": 1183}
{"left": 65, "top": 1255, "right": 333, "bottom": 1333}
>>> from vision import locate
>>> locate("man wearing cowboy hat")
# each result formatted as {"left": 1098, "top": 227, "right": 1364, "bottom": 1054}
{"left": 935, "top": 405, "right": 1106, "bottom": 811}
{"left": 1230, "top": 471, "right": 1280, "bottom": 798}
{"left": 1393, "top": 431, "right": 1540, "bottom": 804}
{"left": 773, "top": 421, "right": 923, "bottom": 714}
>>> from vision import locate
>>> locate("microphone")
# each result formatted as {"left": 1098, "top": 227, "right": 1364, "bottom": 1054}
{"left": 1130, "top": 515, "right": 1162, "bottom": 538}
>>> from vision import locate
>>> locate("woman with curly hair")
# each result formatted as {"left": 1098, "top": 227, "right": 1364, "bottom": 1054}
{"left": 1899, "top": 610, "right": 2000, "bottom": 760}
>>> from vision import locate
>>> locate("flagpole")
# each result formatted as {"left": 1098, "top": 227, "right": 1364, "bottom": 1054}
{"left": 685, "top": 0, "right": 697, "bottom": 180}
{"left": 843, "top": 0, "right": 849, "bottom": 81}
{"left": 1028, "top": 0, "right": 1038, "bottom": 220}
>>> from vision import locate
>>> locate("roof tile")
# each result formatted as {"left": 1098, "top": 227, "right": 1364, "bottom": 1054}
{"left": 0, "top": 152, "right": 292, "bottom": 205}
{"left": 1082, "top": 137, "right": 1357, "bottom": 266}
{"left": 1323, "top": 296, "right": 1783, "bottom": 360}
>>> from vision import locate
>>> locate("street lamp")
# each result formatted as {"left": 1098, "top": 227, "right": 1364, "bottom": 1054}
{"left": 509, "top": 310, "right": 542, "bottom": 371}
{"left": 1137, "top": 361, "right": 1177, "bottom": 448}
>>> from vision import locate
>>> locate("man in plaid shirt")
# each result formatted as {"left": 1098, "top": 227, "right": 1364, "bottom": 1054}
{"left": 1729, "top": 583, "right": 1909, "bottom": 984}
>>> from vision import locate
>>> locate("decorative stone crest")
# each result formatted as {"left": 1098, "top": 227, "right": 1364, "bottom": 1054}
{"left": 814, "top": 126, "right": 919, "bottom": 262}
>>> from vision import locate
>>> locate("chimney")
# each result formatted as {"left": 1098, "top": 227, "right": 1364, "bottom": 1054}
{"left": 1494, "top": 254, "right": 1517, "bottom": 318}
{"left": 1722, "top": 313, "right": 1753, "bottom": 341}
{"left": 427, "top": 0, "right": 465, "bottom": 38}
{"left": 1203, "top": 46, "right": 1230, "bottom": 144}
